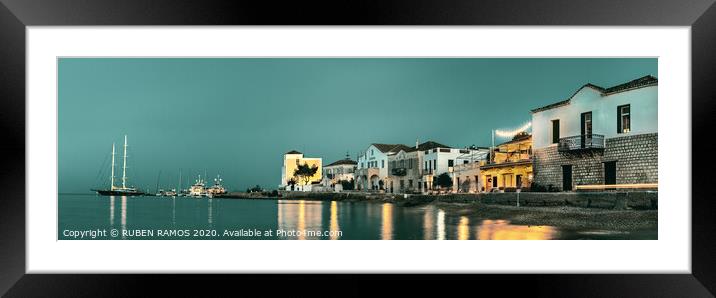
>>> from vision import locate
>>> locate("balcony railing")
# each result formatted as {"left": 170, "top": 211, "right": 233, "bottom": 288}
{"left": 391, "top": 167, "right": 407, "bottom": 176}
{"left": 558, "top": 134, "right": 605, "bottom": 152}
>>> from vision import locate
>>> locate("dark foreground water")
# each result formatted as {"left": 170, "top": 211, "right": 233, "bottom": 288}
{"left": 58, "top": 194, "right": 655, "bottom": 240}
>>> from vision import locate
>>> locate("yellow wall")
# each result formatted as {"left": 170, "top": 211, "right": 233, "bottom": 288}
{"left": 285, "top": 157, "right": 322, "bottom": 185}
{"left": 482, "top": 164, "right": 533, "bottom": 189}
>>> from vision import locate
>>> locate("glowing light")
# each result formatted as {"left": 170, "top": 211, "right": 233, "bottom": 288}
{"left": 457, "top": 216, "right": 470, "bottom": 240}
{"left": 330, "top": 201, "right": 340, "bottom": 240}
{"left": 495, "top": 122, "right": 532, "bottom": 138}
{"left": 381, "top": 203, "right": 394, "bottom": 240}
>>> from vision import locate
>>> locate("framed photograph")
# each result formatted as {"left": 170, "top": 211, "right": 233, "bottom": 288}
{"left": 2, "top": 0, "right": 715, "bottom": 296}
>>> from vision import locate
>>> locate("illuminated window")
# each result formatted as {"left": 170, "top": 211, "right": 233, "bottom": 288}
{"left": 618, "top": 104, "right": 631, "bottom": 133}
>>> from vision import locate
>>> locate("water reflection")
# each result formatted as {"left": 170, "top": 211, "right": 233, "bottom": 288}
{"left": 208, "top": 198, "right": 213, "bottom": 226}
{"left": 436, "top": 209, "right": 446, "bottom": 240}
{"left": 277, "top": 200, "right": 323, "bottom": 240}
{"left": 381, "top": 203, "right": 393, "bottom": 240}
{"left": 109, "top": 196, "right": 115, "bottom": 227}
{"left": 457, "top": 216, "right": 470, "bottom": 240}
{"left": 91, "top": 195, "right": 565, "bottom": 240}
{"left": 476, "top": 219, "right": 557, "bottom": 240}
{"left": 329, "top": 201, "right": 340, "bottom": 240}
{"left": 171, "top": 197, "right": 176, "bottom": 226}
{"left": 422, "top": 206, "right": 434, "bottom": 240}
{"left": 120, "top": 196, "right": 127, "bottom": 239}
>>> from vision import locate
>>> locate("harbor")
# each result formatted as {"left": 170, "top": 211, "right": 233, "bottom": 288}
{"left": 59, "top": 58, "right": 659, "bottom": 240}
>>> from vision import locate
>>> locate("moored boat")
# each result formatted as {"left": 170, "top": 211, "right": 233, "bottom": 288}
{"left": 92, "top": 135, "right": 145, "bottom": 196}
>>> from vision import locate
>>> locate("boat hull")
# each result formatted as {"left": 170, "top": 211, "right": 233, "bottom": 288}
{"left": 94, "top": 189, "right": 146, "bottom": 196}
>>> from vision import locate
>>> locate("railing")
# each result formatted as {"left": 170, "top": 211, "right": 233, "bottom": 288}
{"left": 453, "top": 162, "right": 480, "bottom": 171}
{"left": 558, "top": 134, "right": 605, "bottom": 152}
{"left": 391, "top": 167, "right": 407, "bottom": 176}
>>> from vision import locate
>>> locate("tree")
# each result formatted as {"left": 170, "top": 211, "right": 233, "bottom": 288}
{"left": 435, "top": 173, "right": 453, "bottom": 189}
{"left": 287, "top": 177, "right": 297, "bottom": 191}
{"left": 293, "top": 163, "right": 319, "bottom": 186}
{"left": 339, "top": 179, "right": 355, "bottom": 191}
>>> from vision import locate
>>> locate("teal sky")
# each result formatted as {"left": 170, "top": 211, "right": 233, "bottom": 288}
{"left": 58, "top": 58, "right": 657, "bottom": 193}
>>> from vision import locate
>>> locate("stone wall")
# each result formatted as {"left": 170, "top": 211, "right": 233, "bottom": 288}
{"left": 604, "top": 133, "right": 658, "bottom": 184}
{"left": 533, "top": 133, "right": 658, "bottom": 190}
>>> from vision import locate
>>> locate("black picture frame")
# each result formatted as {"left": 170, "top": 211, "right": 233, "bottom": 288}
{"left": 1, "top": 0, "right": 714, "bottom": 296}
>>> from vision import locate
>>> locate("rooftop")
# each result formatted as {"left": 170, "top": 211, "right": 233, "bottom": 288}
{"left": 496, "top": 132, "right": 532, "bottom": 147}
{"left": 285, "top": 150, "right": 302, "bottom": 155}
{"left": 531, "top": 75, "right": 658, "bottom": 113}
{"left": 325, "top": 158, "right": 358, "bottom": 167}
{"left": 372, "top": 143, "right": 412, "bottom": 153}
{"left": 408, "top": 141, "right": 451, "bottom": 152}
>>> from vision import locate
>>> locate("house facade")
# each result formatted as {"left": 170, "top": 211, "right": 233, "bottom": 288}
{"left": 531, "top": 75, "right": 658, "bottom": 191}
{"left": 322, "top": 157, "right": 357, "bottom": 191}
{"left": 280, "top": 150, "right": 322, "bottom": 191}
{"left": 418, "top": 142, "right": 486, "bottom": 193}
{"left": 355, "top": 143, "right": 410, "bottom": 190}
{"left": 481, "top": 133, "right": 534, "bottom": 191}
{"left": 451, "top": 147, "right": 490, "bottom": 193}
{"left": 386, "top": 147, "right": 421, "bottom": 194}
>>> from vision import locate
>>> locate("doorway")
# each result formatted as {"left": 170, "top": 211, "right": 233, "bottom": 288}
{"left": 516, "top": 174, "right": 522, "bottom": 189}
{"left": 562, "top": 165, "right": 573, "bottom": 191}
{"left": 604, "top": 161, "right": 616, "bottom": 188}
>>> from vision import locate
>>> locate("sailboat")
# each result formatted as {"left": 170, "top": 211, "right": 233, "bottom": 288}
{"left": 92, "top": 135, "right": 145, "bottom": 196}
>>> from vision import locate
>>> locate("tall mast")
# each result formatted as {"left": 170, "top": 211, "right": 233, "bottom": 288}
{"left": 178, "top": 168, "right": 182, "bottom": 192}
{"left": 122, "top": 135, "right": 128, "bottom": 189}
{"left": 156, "top": 170, "right": 162, "bottom": 193}
{"left": 110, "top": 143, "right": 116, "bottom": 190}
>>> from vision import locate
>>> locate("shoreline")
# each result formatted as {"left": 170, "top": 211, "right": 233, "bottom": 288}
{"left": 217, "top": 190, "right": 658, "bottom": 210}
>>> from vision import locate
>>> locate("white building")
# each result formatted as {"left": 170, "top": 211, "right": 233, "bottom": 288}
{"left": 452, "top": 147, "right": 490, "bottom": 193}
{"left": 531, "top": 75, "right": 658, "bottom": 190}
{"left": 355, "top": 143, "right": 411, "bottom": 191}
{"left": 386, "top": 145, "right": 421, "bottom": 194}
{"left": 417, "top": 141, "right": 486, "bottom": 193}
{"left": 322, "top": 156, "right": 357, "bottom": 191}
{"left": 280, "top": 150, "right": 322, "bottom": 191}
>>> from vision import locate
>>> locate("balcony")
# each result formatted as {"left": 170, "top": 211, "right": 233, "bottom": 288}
{"left": 453, "top": 162, "right": 480, "bottom": 172}
{"left": 391, "top": 167, "right": 407, "bottom": 176}
{"left": 558, "top": 134, "right": 605, "bottom": 152}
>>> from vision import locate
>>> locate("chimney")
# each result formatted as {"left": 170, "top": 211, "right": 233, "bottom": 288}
{"left": 416, "top": 138, "right": 419, "bottom": 149}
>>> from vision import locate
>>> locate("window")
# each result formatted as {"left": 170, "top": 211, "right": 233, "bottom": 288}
{"left": 381, "top": 160, "right": 384, "bottom": 168}
{"left": 464, "top": 160, "right": 469, "bottom": 164}
{"left": 408, "top": 179, "right": 413, "bottom": 188}
{"left": 581, "top": 112, "right": 592, "bottom": 136}
{"left": 425, "top": 161, "right": 428, "bottom": 171}
{"left": 371, "top": 149, "right": 374, "bottom": 156}
{"left": 618, "top": 104, "right": 631, "bottom": 133}
{"left": 552, "top": 119, "right": 560, "bottom": 144}
{"left": 433, "top": 160, "right": 437, "bottom": 170}
{"left": 448, "top": 159, "right": 454, "bottom": 167}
